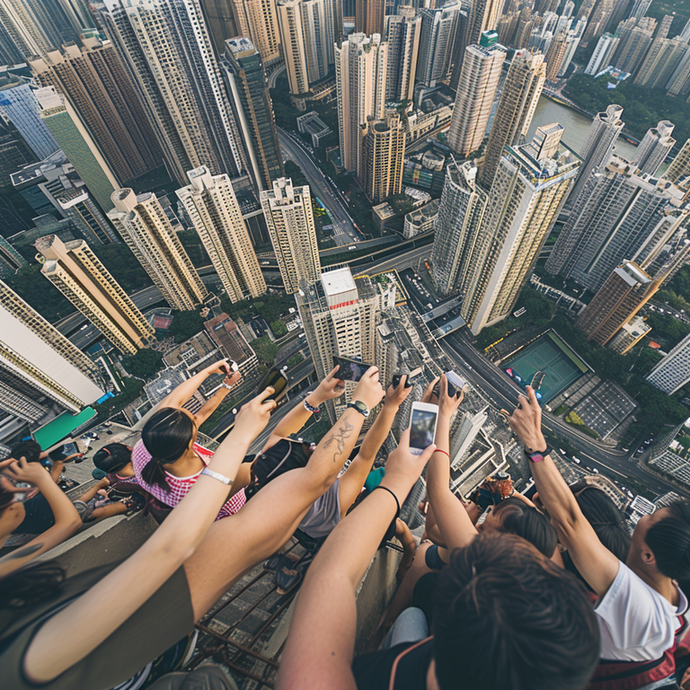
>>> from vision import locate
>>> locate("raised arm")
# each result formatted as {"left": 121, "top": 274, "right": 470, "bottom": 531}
{"left": 425, "top": 376, "right": 478, "bottom": 551}
{"left": 23, "top": 388, "right": 277, "bottom": 684}
{"left": 276, "top": 430, "right": 436, "bottom": 690}
{"left": 337, "top": 376, "right": 412, "bottom": 514}
{"left": 158, "top": 359, "right": 239, "bottom": 413}
{"left": 507, "top": 386, "right": 620, "bottom": 595}
{"left": 194, "top": 371, "right": 242, "bottom": 426}
{"left": 0, "top": 458, "right": 82, "bottom": 577}
{"left": 262, "top": 366, "right": 345, "bottom": 451}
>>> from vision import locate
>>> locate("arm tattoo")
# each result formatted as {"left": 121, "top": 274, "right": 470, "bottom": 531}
{"left": 323, "top": 419, "right": 355, "bottom": 463}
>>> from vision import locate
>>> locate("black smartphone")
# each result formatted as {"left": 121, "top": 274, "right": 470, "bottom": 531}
{"left": 392, "top": 374, "right": 413, "bottom": 389}
{"left": 531, "top": 371, "right": 545, "bottom": 391}
{"left": 333, "top": 355, "right": 370, "bottom": 382}
{"left": 258, "top": 368, "right": 289, "bottom": 402}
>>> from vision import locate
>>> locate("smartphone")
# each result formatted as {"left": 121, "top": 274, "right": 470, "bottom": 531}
{"left": 333, "top": 355, "right": 370, "bottom": 382}
{"left": 446, "top": 370, "right": 467, "bottom": 391}
{"left": 392, "top": 373, "right": 413, "bottom": 389}
{"left": 224, "top": 359, "right": 239, "bottom": 374}
{"left": 531, "top": 371, "right": 545, "bottom": 391}
{"left": 408, "top": 402, "right": 439, "bottom": 455}
{"left": 258, "top": 367, "right": 289, "bottom": 402}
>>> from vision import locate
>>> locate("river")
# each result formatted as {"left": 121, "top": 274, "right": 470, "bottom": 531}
{"left": 528, "top": 96, "right": 639, "bottom": 161}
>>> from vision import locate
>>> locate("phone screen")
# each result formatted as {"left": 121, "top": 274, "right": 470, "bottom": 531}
{"left": 410, "top": 408, "right": 437, "bottom": 450}
{"left": 258, "top": 368, "right": 288, "bottom": 401}
{"left": 333, "top": 356, "right": 368, "bottom": 382}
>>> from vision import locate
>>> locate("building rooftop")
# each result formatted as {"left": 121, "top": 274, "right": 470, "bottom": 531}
{"left": 321, "top": 266, "right": 357, "bottom": 298}
{"left": 225, "top": 36, "right": 257, "bottom": 57}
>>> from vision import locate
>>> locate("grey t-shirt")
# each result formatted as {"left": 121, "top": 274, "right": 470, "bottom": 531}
{"left": 299, "top": 479, "right": 341, "bottom": 538}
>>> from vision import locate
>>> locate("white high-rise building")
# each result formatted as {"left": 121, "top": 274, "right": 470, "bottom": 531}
{"left": 99, "top": 0, "right": 245, "bottom": 183}
{"left": 335, "top": 33, "right": 388, "bottom": 175}
{"left": 385, "top": 6, "right": 421, "bottom": 102}
{"left": 0, "top": 279, "right": 103, "bottom": 439}
{"left": 466, "top": 126, "right": 581, "bottom": 334}
{"left": 585, "top": 32, "right": 620, "bottom": 75}
{"left": 176, "top": 166, "right": 266, "bottom": 303}
{"left": 447, "top": 38, "right": 506, "bottom": 157}
{"left": 109, "top": 188, "right": 209, "bottom": 311}
{"left": 647, "top": 332, "right": 690, "bottom": 394}
{"left": 432, "top": 160, "right": 488, "bottom": 297}
{"left": 260, "top": 177, "right": 321, "bottom": 294}
{"left": 276, "top": 0, "right": 310, "bottom": 100}
{"left": 300, "top": 0, "right": 336, "bottom": 83}
{"left": 417, "top": 4, "right": 460, "bottom": 87}
{"left": 634, "top": 120, "right": 676, "bottom": 176}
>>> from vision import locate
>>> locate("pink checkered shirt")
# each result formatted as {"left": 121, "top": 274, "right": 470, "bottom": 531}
{"left": 131, "top": 439, "right": 246, "bottom": 520}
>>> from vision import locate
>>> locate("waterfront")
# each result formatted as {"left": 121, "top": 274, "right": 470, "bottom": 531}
{"left": 529, "top": 96, "right": 639, "bottom": 160}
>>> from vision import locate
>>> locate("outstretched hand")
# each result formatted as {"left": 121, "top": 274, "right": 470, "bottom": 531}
{"left": 233, "top": 387, "right": 277, "bottom": 442}
{"left": 507, "top": 386, "right": 547, "bottom": 453}
{"left": 311, "top": 365, "right": 346, "bottom": 404}
{"left": 385, "top": 375, "right": 412, "bottom": 408}
{"left": 1, "top": 456, "right": 51, "bottom": 488}
{"left": 352, "top": 366, "right": 384, "bottom": 410}
{"left": 422, "top": 376, "right": 440, "bottom": 405}
{"left": 383, "top": 428, "right": 436, "bottom": 492}
{"left": 224, "top": 371, "right": 242, "bottom": 388}
{"left": 437, "top": 375, "right": 466, "bottom": 420}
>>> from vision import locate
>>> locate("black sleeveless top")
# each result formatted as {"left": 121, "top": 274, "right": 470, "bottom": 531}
{"left": 352, "top": 637, "right": 434, "bottom": 690}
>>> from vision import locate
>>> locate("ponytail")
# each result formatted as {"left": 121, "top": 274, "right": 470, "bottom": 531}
{"left": 141, "top": 408, "right": 195, "bottom": 493}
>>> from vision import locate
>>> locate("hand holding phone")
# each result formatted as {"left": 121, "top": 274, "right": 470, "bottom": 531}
{"left": 392, "top": 373, "right": 413, "bottom": 389}
{"left": 257, "top": 368, "right": 289, "bottom": 403}
{"left": 408, "top": 402, "right": 439, "bottom": 455}
{"left": 333, "top": 355, "right": 371, "bottom": 382}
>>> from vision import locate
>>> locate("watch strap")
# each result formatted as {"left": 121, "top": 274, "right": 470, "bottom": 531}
{"left": 347, "top": 401, "right": 369, "bottom": 418}
{"left": 524, "top": 443, "right": 553, "bottom": 462}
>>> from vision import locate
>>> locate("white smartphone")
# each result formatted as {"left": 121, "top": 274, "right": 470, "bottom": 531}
{"left": 409, "top": 402, "right": 439, "bottom": 455}
{"left": 224, "top": 358, "right": 239, "bottom": 373}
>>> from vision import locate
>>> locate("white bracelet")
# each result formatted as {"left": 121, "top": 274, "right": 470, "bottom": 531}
{"left": 201, "top": 467, "right": 233, "bottom": 485}
{"left": 222, "top": 382, "right": 233, "bottom": 391}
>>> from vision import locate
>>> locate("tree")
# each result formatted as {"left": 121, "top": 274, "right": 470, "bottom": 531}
{"left": 122, "top": 348, "right": 163, "bottom": 378}
{"left": 169, "top": 309, "right": 205, "bottom": 343}
{"left": 284, "top": 161, "right": 309, "bottom": 188}
{"left": 97, "top": 377, "right": 144, "bottom": 422}
{"left": 271, "top": 319, "right": 287, "bottom": 338}
{"left": 252, "top": 335, "right": 278, "bottom": 365}
{"left": 5, "top": 263, "right": 76, "bottom": 322}
{"left": 92, "top": 243, "right": 153, "bottom": 293}
{"left": 288, "top": 353, "right": 304, "bottom": 367}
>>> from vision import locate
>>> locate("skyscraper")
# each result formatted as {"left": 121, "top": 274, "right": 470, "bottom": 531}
{"left": 355, "top": 0, "right": 385, "bottom": 36}
{"left": 432, "top": 160, "right": 488, "bottom": 297}
{"left": 260, "top": 178, "right": 321, "bottom": 294}
{"left": 576, "top": 261, "right": 653, "bottom": 345}
{"left": 635, "top": 36, "right": 688, "bottom": 89}
{"left": 0, "top": 279, "right": 103, "bottom": 436}
{"left": 647, "top": 332, "right": 690, "bottom": 394}
{"left": 335, "top": 33, "right": 388, "bottom": 175}
{"left": 99, "top": 0, "right": 245, "bottom": 183}
{"left": 384, "top": 6, "right": 421, "bottom": 102}
{"left": 361, "top": 111, "right": 406, "bottom": 204}
{"left": 176, "top": 166, "right": 266, "bottom": 302}
{"left": 545, "top": 31, "right": 568, "bottom": 79}
{"left": 634, "top": 120, "right": 676, "bottom": 176}
{"left": 585, "top": 32, "right": 621, "bottom": 75}
{"left": 0, "top": 77, "right": 59, "bottom": 160}
{"left": 451, "top": 0, "right": 502, "bottom": 86}
{"left": 664, "top": 138, "right": 690, "bottom": 184}
{"left": 447, "top": 35, "right": 505, "bottom": 157}
{"left": 582, "top": 0, "right": 615, "bottom": 44}
{"left": 56, "top": 187, "right": 121, "bottom": 245}
{"left": 29, "top": 34, "right": 163, "bottom": 184}
{"left": 220, "top": 37, "right": 283, "bottom": 190}
{"left": 417, "top": 4, "right": 461, "bottom": 88}
{"left": 276, "top": 0, "right": 311, "bottom": 103}
{"left": 548, "top": 157, "right": 690, "bottom": 292}
{"left": 296, "top": 265, "right": 379, "bottom": 420}
{"left": 301, "top": 0, "right": 336, "bottom": 83}
{"left": 199, "top": 0, "right": 238, "bottom": 56}
{"left": 108, "top": 188, "right": 209, "bottom": 310}
{"left": 35, "top": 234, "right": 154, "bottom": 355}
{"left": 36, "top": 88, "right": 119, "bottom": 211}
{"left": 464, "top": 127, "right": 581, "bottom": 334}
{"left": 613, "top": 17, "right": 655, "bottom": 74}
{"left": 478, "top": 49, "right": 545, "bottom": 190}
{"left": 231, "top": 0, "right": 282, "bottom": 65}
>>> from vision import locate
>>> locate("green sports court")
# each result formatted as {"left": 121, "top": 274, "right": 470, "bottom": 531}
{"left": 502, "top": 331, "right": 589, "bottom": 403}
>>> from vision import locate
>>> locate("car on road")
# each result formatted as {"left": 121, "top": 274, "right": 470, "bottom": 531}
{"left": 572, "top": 456, "right": 581, "bottom": 464}
{"left": 348, "top": 245, "right": 357, "bottom": 251}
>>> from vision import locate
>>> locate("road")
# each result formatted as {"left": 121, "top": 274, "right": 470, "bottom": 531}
{"left": 268, "top": 63, "right": 286, "bottom": 89}
{"left": 278, "top": 128, "right": 362, "bottom": 243}
{"left": 441, "top": 330, "right": 685, "bottom": 498}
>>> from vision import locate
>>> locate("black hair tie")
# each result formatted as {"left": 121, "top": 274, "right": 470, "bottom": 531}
{"left": 372, "top": 485, "right": 401, "bottom": 520}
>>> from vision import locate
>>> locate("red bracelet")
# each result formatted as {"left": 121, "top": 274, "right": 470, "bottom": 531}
{"left": 435, "top": 449, "right": 450, "bottom": 459}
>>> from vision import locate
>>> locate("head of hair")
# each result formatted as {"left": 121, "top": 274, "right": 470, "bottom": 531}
{"left": 574, "top": 486, "right": 630, "bottom": 562}
{"left": 141, "top": 408, "right": 195, "bottom": 491}
{"left": 492, "top": 498, "right": 558, "bottom": 558}
{"left": 433, "top": 532, "right": 600, "bottom": 690}
{"left": 646, "top": 499, "right": 690, "bottom": 592}
{"left": 9, "top": 439, "right": 42, "bottom": 464}
{"left": 0, "top": 561, "right": 65, "bottom": 611}
{"left": 93, "top": 443, "right": 132, "bottom": 474}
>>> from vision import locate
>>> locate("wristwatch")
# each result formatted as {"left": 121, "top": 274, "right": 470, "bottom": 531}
{"left": 524, "top": 443, "right": 553, "bottom": 463}
{"left": 347, "top": 400, "right": 370, "bottom": 418}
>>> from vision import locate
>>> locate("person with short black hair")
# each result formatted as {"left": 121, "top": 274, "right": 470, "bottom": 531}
{"left": 276, "top": 430, "right": 601, "bottom": 690}
{"left": 508, "top": 386, "right": 690, "bottom": 688}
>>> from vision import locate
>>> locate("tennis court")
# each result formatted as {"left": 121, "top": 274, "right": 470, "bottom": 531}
{"left": 502, "top": 331, "right": 588, "bottom": 403}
